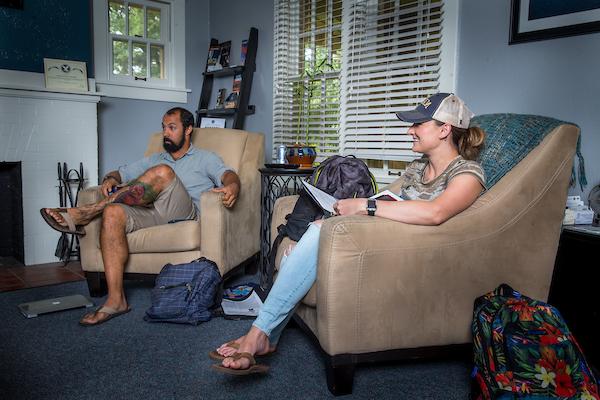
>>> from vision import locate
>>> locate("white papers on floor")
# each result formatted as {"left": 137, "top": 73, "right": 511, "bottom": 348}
{"left": 221, "top": 290, "right": 263, "bottom": 317}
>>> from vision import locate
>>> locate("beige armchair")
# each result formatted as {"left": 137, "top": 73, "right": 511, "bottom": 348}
{"left": 79, "top": 128, "right": 264, "bottom": 296}
{"left": 270, "top": 116, "right": 579, "bottom": 395}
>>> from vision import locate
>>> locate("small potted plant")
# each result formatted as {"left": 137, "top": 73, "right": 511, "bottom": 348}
{"left": 286, "top": 59, "right": 332, "bottom": 168}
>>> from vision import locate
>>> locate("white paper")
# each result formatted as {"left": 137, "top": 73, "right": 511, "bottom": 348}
{"left": 370, "top": 189, "right": 403, "bottom": 201}
{"left": 221, "top": 291, "right": 263, "bottom": 316}
{"left": 302, "top": 180, "right": 337, "bottom": 213}
{"left": 200, "top": 117, "right": 226, "bottom": 128}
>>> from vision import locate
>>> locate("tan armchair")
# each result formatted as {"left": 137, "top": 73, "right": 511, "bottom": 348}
{"left": 270, "top": 116, "right": 579, "bottom": 395}
{"left": 79, "top": 128, "right": 264, "bottom": 296}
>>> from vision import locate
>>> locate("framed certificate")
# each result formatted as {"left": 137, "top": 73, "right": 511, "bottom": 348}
{"left": 43, "top": 58, "right": 89, "bottom": 92}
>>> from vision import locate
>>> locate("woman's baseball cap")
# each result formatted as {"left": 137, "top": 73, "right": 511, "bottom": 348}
{"left": 396, "top": 93, "right": 474, "bottom": 129}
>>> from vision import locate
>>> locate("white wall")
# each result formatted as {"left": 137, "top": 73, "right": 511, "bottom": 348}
{"left": 0, "top": 87, "right": 99, "bottom": 265}
{"left": 456, "top": 0, "right": 600, "bottom": 200}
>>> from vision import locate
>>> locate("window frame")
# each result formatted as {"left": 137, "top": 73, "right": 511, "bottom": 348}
{"left": 93, "top": 0, "right": 189, "bottom": 103}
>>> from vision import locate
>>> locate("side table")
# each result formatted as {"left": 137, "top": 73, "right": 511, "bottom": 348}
{"left": 259, "top": 167, "right": 314, "bottom": 289}
{"left": 548, "top": 225, "right": 600, "bottom": 371}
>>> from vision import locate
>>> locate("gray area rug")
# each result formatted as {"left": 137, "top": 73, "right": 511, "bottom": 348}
{"left": 0, "top": 280, "right": 471, "bottom": 399}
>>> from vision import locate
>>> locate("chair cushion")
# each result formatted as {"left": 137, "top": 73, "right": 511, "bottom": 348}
{"left": 473, "top": 114, "right": 579, "bottom": 188}
{"left": 94, "top": 220, "right": 201, "bottom": 253}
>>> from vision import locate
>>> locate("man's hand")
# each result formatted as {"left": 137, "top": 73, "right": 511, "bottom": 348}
{"left": 333, "top": 198, "right": 368, "bottom": 216}
{"left": 101, "top": 176, "right": 119, "bottom": 197}
{"left": 214, "top": 170, "right": 241, "bottom": 208}
{"left": 211, "top": 182, "right": 240, "bottom": 208}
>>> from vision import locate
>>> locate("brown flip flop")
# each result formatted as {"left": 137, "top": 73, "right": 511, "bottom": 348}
{"left": 211, "top": 352, "right": 270, "bottom": 375}
{"left": 40, "top": 208, "right": 86, "bottom": 236}
{"left": 79, "top": 305, "right": 131, "bottom": 326}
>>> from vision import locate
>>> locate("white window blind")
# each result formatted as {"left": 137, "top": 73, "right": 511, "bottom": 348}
{"left": 341, "top": 0, "right": 443, "bottom": 161}
{"left": 273, "top": 0, "right": 448, "bottom": 166}
{"left": 273, "top": 0, "right": 343, "bottom": 161}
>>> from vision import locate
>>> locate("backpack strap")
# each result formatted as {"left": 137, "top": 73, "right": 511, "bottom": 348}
{"left": 266, "top": 224, "right": 288, "bottom": 291}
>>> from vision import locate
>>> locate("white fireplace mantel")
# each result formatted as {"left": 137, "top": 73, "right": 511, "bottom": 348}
{"left": 0, "top": 69, "right": 100, "bottom": 265}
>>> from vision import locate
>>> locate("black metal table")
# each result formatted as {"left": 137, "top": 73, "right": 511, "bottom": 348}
{"left": 259, "top": 167, "right": 314, "bottom": 289}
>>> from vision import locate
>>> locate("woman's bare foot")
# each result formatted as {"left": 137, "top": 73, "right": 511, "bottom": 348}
{"left": 221, "top": 327, "right": 275, "bottom": 370}
{"left": 216, "top": 332, "right": 276, "bottom": 359}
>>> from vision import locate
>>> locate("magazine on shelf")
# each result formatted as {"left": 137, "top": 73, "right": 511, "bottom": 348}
{"left": 206, "top": 44, "right": 222, "bottom": 72}
{"left": 224, "top": 73, "right": 242, "bottom": 109}
{"left": 240, "top": 39, "right": 248, "bottom": 65}
{"left": 301, "top": 181, "right": 403, "bottom": 214}
{"left": 219, "top": 41, "right": 231, "bottom": 68}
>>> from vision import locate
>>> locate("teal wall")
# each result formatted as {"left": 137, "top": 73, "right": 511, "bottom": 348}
{"left": 0, "top": 0, "right": 92, "bottom": 74}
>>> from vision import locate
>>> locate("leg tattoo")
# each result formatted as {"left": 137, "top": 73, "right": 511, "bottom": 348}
{"left": 112, "top": 180, "right": 159, "bottom": 206}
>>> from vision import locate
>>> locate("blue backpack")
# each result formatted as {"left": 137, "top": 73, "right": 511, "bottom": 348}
{"left": 144, "top": 257, "right": 222, "bottom": 325}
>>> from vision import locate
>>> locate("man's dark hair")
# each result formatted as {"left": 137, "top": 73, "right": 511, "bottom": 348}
{"left": 166, "top": 107, "right": 195, "bottom": 130}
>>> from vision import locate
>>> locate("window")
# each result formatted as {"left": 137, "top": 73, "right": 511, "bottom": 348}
{"left": 273, "top": 0, "right": 458, "bottom": 182}
{"left": 93, "top": 0, "right": 188, "bottom": 103}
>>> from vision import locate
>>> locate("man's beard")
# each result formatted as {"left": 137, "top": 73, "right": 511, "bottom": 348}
{"left": 163, "top": 135, "right": 185, "bottom": 153}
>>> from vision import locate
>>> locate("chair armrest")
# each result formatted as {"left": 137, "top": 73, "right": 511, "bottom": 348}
{"left": 200, "top": 182, "right": 260, "bottom": 275}
{"left": 77, "top": 186, "right": 103, "bottom": 268}
{"left": 78, "top": 186, "right": 103, "bottom": 205}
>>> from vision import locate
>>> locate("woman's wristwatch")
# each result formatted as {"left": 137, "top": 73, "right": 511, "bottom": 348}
{"left": 366, "top": 199, "right": 377, "bottom": 216}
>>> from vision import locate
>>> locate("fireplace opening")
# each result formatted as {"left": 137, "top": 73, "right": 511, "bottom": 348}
{"left": 0, "top": 162, "right": 24, "bottom": 267}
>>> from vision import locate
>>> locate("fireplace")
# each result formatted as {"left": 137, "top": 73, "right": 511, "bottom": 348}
{"left": 0, "top": 70, "right": 99, "bottom": 265}
{"left": 0, "top": 162, "right": 24, "bottom": 265}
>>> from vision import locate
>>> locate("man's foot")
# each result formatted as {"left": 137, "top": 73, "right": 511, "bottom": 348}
{"left": 220, "top": 327, "right": 274, "bottom": 371}
{"left": 79, "top": 301, "right": 130, "bottom": 326}
{"left": 44, "top": 207, "right": 95, "bottom": 227}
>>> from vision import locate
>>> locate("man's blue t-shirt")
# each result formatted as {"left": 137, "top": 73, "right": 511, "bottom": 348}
{"left": 117, "top": 145, "right": 232, "bottom": 205}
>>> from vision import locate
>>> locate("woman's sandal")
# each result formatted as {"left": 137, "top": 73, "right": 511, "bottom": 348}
{"left": 211, "top": 352, "right": 269, "bottom": 375}
{"left": 208, "top": 341, "right": 276, "bottom": 361}
{"left": 208, "top": 341, "right": 240, "bottom": 361}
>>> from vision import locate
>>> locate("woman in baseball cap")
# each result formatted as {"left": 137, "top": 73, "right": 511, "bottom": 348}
{"left": 210, "top": 92, "right": 486, "bottom": 375}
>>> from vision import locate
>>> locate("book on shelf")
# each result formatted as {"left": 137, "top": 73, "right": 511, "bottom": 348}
{"left": 219, "top": 41, "right": 231, "bottom": 68}
{"left": 240, "top": 40, "right": 248, "bottom": 66}
{"left": 224, "top": 73, "right": 242, "bottom": 109}
{"left": 206, "top": 43, "right": 222, "bottom": 72}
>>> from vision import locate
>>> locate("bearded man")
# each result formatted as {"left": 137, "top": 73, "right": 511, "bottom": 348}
{"left": 41, "top": 107, "right": 240, "bottom": 326}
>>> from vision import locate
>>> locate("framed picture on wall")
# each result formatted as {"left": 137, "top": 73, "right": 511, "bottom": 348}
{"left": 510, "top": 0, "right": 600, "bottom": 44}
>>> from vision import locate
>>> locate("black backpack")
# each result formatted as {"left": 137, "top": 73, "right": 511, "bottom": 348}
{"left": 267, "top": 155, "right": 376, "bottom": 287}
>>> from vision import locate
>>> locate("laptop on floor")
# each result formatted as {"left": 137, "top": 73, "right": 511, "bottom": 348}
{"left": 18, "top": 294, "right": 94, "bottom": 318}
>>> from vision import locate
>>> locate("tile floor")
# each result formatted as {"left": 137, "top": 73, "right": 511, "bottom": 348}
{"left": 0, "top": 261, "right": 85, "bottom": 292}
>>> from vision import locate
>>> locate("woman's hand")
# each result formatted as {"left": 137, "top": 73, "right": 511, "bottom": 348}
{"left": 333, "top": 198, "right": 368, "bottom": 216}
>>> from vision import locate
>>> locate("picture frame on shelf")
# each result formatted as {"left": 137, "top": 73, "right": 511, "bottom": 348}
{"left": 510, "top": 0, "right": 600, "bottom": 44}
{"left": 43, "top": 58, "right": 89, "bottom": 92}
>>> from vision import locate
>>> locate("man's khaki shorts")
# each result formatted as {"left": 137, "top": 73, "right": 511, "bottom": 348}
{"left": 118, "top": 175, "right": 198, "bottom": 233}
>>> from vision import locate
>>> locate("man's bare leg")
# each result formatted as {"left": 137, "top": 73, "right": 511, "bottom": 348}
{"left": 79, "top": 165, "right": 175, "bottom": 325}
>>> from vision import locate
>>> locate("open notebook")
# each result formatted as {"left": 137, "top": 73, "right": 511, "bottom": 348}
{"left": 301, "top": 180, "right": 402, "bottom": 214}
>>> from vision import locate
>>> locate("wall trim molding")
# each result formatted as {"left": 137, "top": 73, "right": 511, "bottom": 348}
{"left": 0, "top": 69, "right": 101, "bottom": 102}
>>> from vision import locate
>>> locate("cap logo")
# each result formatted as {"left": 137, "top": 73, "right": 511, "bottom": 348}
{"left": 421, "top": 98, "right": 432, "bottom": 108}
